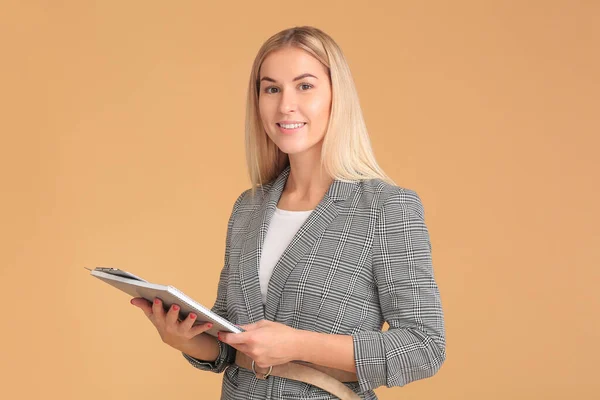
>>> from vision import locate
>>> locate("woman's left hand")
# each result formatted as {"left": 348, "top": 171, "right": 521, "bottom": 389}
{"left": 218, "top": 320, "right": 302, "bottom": 368}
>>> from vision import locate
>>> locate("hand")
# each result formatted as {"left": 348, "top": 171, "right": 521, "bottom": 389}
{"left": 218, "top": 320, "right": 301, "bottom": 368}
{"left": 130, "top": 297, "right": 213, "bottom": 354}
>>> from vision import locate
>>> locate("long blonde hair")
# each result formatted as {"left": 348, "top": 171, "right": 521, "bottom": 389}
{"left": 245, "top": 26, "right": 395, "bottom": 197}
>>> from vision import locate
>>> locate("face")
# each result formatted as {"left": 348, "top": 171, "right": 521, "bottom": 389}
{"left": 258, "top": 47, "right": 332, "bottom": 157}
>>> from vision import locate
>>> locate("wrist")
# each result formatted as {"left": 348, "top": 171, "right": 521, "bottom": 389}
{"left": 292, "top": 329, "right": 314, "bottom": 363}
{"left": 181, "top": 333, "right": 219, "bottom": 362}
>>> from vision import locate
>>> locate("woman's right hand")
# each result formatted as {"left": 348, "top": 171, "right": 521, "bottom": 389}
{"left": 130, "top": 297, "right": 214, "bottom": 355}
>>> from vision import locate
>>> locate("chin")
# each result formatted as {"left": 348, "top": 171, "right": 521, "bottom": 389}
{"left": 276, "top": 146, "right": 304, "bottom": 155}
{"left": 267, "top": 132, "right": 323, "bottom": 155}
{"left": 277, "top": 142, "right": 321, "bottom": 156}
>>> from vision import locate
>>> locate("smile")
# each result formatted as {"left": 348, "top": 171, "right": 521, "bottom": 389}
{"left": 277, "top": 122, "right": 306, "bottom": 134}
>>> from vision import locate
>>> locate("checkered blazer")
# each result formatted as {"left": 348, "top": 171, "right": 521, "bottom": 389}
{"left": 183, "top": 165, "right": 446, "bottom": 399}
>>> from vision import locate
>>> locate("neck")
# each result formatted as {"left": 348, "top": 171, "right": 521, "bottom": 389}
{"left": 286, "top": 151, "right": 333, "bottom": 201}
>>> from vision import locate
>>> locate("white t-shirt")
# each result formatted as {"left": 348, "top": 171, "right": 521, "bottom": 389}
{"left": 259, "top": 206, "right": 314, "bottom": 305}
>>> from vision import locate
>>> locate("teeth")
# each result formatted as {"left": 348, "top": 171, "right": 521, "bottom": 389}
{"left": 280, "top": 123, "right": 305, "bottom": 129}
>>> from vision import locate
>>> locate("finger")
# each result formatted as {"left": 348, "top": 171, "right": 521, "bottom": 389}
{"left": 219, "top": 331, "right": 249, "bottom": 345}
{"left": 179, "top": 312, "right": 198, "bottom": 331}
{"left": 130, "top": 298, "right": 153, "bottom": 318}
{"left": 165, "top": 304, "right": 180, "bottom": 327}
{"left": 189, "top": 321, "right": 213, "bottom": 338}
{"left": 179, "top": 313, "right": 212, "bottom": 338}
{"left": 152, "top": 298, "right": 166, "bottom": 320}
{"left": 238, "top": 322, "right": 257, "bottom": 331}
{"left": 226, "top": 342, "right": 248, "bottom": 354}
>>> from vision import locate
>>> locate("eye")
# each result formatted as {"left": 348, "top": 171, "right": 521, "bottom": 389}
{"left": 264, "top": 86, "right": 280, "bottom": 94}
{"left": 299, "top": 83, "right": 313, "bottom": 91}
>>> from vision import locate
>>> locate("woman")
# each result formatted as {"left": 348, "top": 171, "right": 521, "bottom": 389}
{"left": 132, "top": 26, "right": 445, "bottom": 399}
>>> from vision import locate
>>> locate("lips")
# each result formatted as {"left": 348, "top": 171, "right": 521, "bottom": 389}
{"left": 277, "top": 122, "right": 306, "bottom": 128}
{"left": 277, "top": 122, "right": 306, "bottom": 134}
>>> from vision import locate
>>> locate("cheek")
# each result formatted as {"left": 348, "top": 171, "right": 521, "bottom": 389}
{"left": 306, "top": 94, "right": 331, "bottom": 124}
{"left": 258, "top": 100, "right": 270, "bottom": 125}
{"left": 260, "top": 96, "right": 280, "bottom": 115}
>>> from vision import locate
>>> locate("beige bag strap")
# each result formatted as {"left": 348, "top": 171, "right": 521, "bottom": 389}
{"left": 235, "top": 352, "right": 361, "bottom": 400}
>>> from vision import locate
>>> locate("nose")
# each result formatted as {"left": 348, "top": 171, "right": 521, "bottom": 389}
{"left": 278, "top": 88, "right": 297, "bottom": 114}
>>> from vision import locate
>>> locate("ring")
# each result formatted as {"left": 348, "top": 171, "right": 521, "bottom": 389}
{"left": 251, "top": 360, "right": 273, "bottom": 380}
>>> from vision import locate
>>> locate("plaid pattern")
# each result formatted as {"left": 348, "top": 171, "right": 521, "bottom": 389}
{"left": 183, "top": 166, "right": 445, "bottom": 399}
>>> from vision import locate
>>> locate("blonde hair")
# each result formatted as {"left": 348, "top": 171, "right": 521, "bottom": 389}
{"left": 245, "top": 26, "right": 395, "bottom": 197}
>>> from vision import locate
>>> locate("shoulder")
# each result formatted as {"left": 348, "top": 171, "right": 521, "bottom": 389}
{"left": 356, "top": 178, "right": 425, "bottom": 218}
{"left": 229, "top": 183, "right": 274, "bottom": 213}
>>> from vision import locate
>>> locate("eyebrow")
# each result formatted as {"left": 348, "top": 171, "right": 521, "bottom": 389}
{"left": 259, "top": 73, "right": 318, "bottom": 84}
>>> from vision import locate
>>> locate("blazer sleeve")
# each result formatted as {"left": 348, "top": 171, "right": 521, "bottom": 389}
{"left": 182, "top": 191, "right": 246, "bottom": 373}
{"left": 352, "top": 189, "right": 446, "bottom": 392}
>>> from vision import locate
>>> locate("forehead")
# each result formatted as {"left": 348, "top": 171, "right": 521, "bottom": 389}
{"left": 260, "top": 47, "right": 327, "bottom": 79}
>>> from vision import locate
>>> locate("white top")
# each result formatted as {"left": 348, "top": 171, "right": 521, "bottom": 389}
{"left": 259, "top": 206, "right": 314, "bottom": 305}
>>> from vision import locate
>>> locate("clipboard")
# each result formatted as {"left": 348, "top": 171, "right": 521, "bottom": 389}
{"left": 88, "top": 267, "right": 243, "bottom": 336}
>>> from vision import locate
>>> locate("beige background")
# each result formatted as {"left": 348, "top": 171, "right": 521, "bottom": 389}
{"left": 1, "top": 1, "right": 599, "bottom": 399}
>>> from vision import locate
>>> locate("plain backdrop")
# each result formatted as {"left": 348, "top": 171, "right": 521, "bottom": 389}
{"left": 1, "top": 1, "right": 598, "bottom": 399}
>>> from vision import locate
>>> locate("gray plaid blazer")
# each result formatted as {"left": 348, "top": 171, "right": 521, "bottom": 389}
{"left": 184, "top": 165, "right": 445, "bottom": 399}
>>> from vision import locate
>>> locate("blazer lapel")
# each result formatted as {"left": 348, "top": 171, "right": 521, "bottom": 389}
{"left": 264, "top": 168, "right": 359, "bottom": 322}
{"left": 237, "top": 166, "right": 290, "bottom": 324}
{"left": 238, "top": 165, "right": 359, "bottom": 324}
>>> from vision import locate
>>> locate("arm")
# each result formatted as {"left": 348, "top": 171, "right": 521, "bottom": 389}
{"left": 182, "top": 191, "right": 247, "bottom": 373}
{"left": 219, "top": 320, "right": 357, "bottom": 373}
{"left": 351, "top": 189, "right": 446, "bottom": 392}
{"left": 294, "top": 331, "right": 357, "bottom": 373}
{"left": 290, "top": 190, "right": 445, "bottom": 379}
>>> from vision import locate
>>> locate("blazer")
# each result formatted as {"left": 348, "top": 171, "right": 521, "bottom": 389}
{"left": 184, "top": 165, "right": 446, "bottom": 400}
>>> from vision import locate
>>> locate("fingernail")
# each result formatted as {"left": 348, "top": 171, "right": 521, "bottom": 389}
{"left": 173, "top": 305, "right": 179, "bottom": 311}
{"left": 207, "top": 323, "right": 213, "bottom": 328}
{"left": 190, "top": 313, "right": 196, "bottom": 319}
{"left": 154, "top": 299, "right": 160, "bottom": 304}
